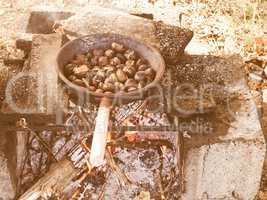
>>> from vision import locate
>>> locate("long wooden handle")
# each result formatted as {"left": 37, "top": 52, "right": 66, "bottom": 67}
{"left": 89, "top": 97, "right": 112, "bottom": 167}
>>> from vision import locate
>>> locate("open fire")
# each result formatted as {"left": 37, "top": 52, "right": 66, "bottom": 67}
{"left": 16, "top": 97, "right": 181, "bottom": 199}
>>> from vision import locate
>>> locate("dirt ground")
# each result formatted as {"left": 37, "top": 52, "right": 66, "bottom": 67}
{"left": 0, "top": 0, "right": 266, "bottom": 199}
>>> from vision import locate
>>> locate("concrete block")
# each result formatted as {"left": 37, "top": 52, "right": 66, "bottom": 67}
{"left": 60, "top": 6, "right": 193, "bottom": 63}
{"left": 26, "top": 11, "right": 74, "bottom": 34}
{"left": 2, "top": 33, "right": 64, "bottom": 114}
{"left": 182, "top": 141, "right": 265, "bottom": 200}
{"left": 169, "top": 55, "right": 266, "bottom": 200}
{"left": 15, "top": 33, "right": 32, "bottom": 54}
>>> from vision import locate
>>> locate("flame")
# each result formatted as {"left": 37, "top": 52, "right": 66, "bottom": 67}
{"left": 160, "top": 145, "right": 167, "bottom": 157}
{"left": 81, "top": 139, "right": 91, "bottom": 153}
{"left": 85, "top": 160, "right": 93, "bottom": 174}
{"left": 124, "top": 120, "right": 137, "bottom": 142}
{"left": 125, "top": 131, "right": 137, "bottom": 142}
{"left": 107, "top": 132, "right": 113, "bottom": 153}
{"left": 80, "top": 139, "right": 93, "bottom": 174}
{"left": 107, "top": 131, "right": 112, "bottom": 141}
{"left": 70, "top": 188, "right": 80, "bottom": 200}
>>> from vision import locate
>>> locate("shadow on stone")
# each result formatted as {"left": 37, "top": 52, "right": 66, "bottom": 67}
{"left": 26, "top": 11, "right": 74, "bottom": 34}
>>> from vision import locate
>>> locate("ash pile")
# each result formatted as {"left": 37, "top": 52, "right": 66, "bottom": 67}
{"left": 0, "top": 6, "right": 253, "bottom": 200}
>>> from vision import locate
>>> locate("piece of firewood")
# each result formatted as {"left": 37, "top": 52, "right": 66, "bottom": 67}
{"left": 18, "top": 159, "right": 78, "bottom": 200}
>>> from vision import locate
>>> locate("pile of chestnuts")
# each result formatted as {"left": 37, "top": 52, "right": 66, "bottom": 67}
{"left": 64, "top": 42, "right": 155, "bottom": 94}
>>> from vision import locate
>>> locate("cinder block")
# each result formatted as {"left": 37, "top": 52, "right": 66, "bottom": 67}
{"left": 182, "top": 140, "right": 265, "bottom": 200}
{"left": 175, "top": 55, "right": 266, "bottom": 200}
{"left": 26, "top": 11, "right": 74, "bottom": 34}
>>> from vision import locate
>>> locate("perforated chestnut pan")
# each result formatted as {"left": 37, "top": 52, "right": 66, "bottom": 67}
{"left": 56, "top": 33, "right": 165, "bottom": 167}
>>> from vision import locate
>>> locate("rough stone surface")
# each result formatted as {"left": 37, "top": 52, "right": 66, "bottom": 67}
{"left": 0, "top": 154, "right": 16, "bottom": 200}
{"left": 1, "top": 33, "right": 64, "bottom": 114}
{"left": 26, "top": 33, "right": 62, "bottom": 114}
{"left": 61, "top": 6, "right": 159, "bottom": 46}
{"left": 168, "top": 55, "right": 266, "bottom": 200}
{"left": 0, "top": 134, "right": 16, "bottom": 200}
{"left": 182, "top": 141, "right": 265, "bottom": 200}
{"left": 60, "top": 6, "right": 193, "bottom": 63}
{"left": 185, "top": 38, "right": 211, "bottom": 55}
{"left": 26, "top": 11, "right": 74, "bottom": 34}
{"left": 15, "top": 33, "right": 33, "bottom": 54}
{"left": 154, "top": 21, "right": 193, "bottom": 63}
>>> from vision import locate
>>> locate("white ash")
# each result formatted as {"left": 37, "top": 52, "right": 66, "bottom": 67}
{"left": 69, "top": 145, "right": 88, "bottom": 168}
{"left": 161, "top": 148, "right": 176, "bottom": 177}
{"left": 248, "top": 73, "right": 263, "bottom": 83}
{"left": 63, "top": 180, "right": 82, "bottom": 197}
{"left": 40, "top": 153, "right": 48, "bottom": 174}
{"left": 31, "top": 138, "right": 40, "bottom": 151}
{"left": 139, "top": 111, "right": 170, "bottom": 126}
{"left": 116, "top": 149, "right": 157, "bottom": 187}
{"left": 40, "top": 131, "right": 52, "bottom": 143}
{"left": 29, "top": 150, "right": 42, "bottom": 175}
{"left": 52, "top": 137, "right": 66, "bottom": 156}
{"left": 104, "top": 172, "right": 139, "bottom": 200}
{"left": 76, "top": 183, "right": 95, "bottom": 200}
{"left": 127, "top": 109, "right": 170, "bottom": 126}
{"left": 112, "top": 100, "right": 145, "bottom": 124}
{"left": 55, "top": 139, "right": 77, "bottom": 161}
{"left": 20, "top": 172, "right": 34, "bottom": 188}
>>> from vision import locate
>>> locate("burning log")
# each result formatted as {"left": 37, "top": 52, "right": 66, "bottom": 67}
{"left": 19, "top": 139, "right": 92, "bottom": 200}
{"left": 123, "top": 131, "right": 177, "bottom": 147}
{"left": 18, "top": 159, "right": 78, "bottom": 200}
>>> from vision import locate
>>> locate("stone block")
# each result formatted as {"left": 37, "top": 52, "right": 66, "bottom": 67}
{"left": 26, "top": 11, "right": 74, "bottom": 34}
{"left": 169, "top": 55, "right": 266, "bottom": 200}
{"left": 60, "top": 6, "right": 193, "bottom": 63}
{"left": 2, "top": 33, "right": 64, "bottom": 114}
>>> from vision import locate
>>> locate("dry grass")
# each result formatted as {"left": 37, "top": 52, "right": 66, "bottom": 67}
{"left": 178, "top": 0, "right": 267, "bottom": 57}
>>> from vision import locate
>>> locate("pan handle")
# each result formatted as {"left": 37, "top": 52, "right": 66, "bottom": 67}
{"left": 89, "top": 97, "right": 112, "bottom": 167}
